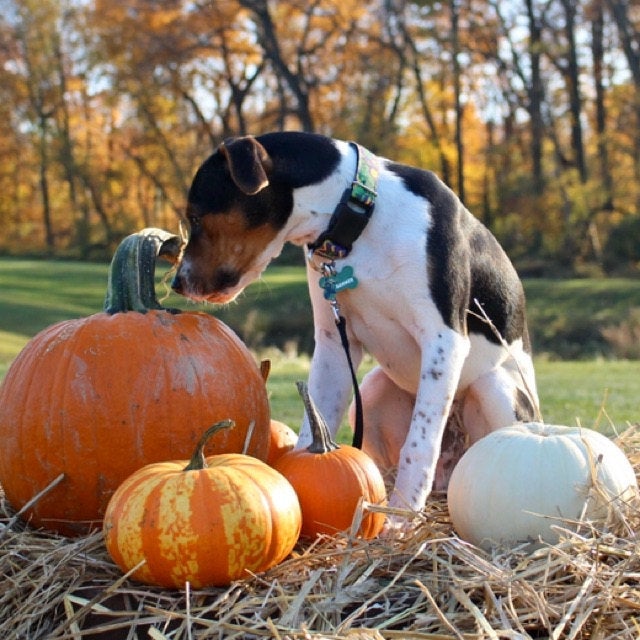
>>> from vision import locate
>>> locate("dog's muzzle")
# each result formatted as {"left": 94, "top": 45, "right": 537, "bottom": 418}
{"left": 172, "top": 263, "right": 242, "bottom": 302}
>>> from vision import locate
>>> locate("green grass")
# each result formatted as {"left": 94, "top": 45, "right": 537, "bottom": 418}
{"left": 534, "top": 359, "right": 639, "bottom": 434}
{"left": 524, "top": 278, "right": 640, "bottom": 359}
{"left": 1, "top": 257, "right": 638, "bottom": 436}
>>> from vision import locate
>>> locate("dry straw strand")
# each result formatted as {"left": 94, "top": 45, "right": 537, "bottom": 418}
{"left": 2, "top": 425, "right": 640, "bottom": 638}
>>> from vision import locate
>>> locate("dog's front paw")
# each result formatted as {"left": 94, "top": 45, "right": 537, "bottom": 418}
{"left": 379, "top": 510, "right": 421, "bottom": 538}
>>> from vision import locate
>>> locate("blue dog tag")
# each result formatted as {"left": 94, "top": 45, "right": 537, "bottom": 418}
{"left": 318, "top": 265, "right": 358, "bottom": 301}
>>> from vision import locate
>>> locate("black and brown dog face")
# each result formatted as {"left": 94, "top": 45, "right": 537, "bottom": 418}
{"left": 172, "top": 136, "right": 293, "bottom": 303}
{"left": 172, "top": 132, "right": 343, "bottom": 303}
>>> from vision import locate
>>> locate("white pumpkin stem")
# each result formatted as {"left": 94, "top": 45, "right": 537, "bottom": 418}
{"left": 296, "top": 381, "right": 340, "bottom": 454}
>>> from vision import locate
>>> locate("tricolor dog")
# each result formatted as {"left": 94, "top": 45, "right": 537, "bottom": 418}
{"left": 172, "top": 131, "right": 539, "bottom": 523}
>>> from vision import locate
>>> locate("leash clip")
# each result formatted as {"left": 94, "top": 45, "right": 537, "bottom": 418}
{"left": 320, "top": 261, "right": 337, "bottom": 278}
{"left": 306, "top": 247, "right": 328, "bottom": 273}
{"left": 329, "top": 298, "right": 341, "bottom": 323}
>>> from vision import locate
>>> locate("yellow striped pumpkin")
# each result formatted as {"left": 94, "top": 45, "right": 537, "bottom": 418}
{"left": 103, "top": 421, "right": 301, "bottom": 588}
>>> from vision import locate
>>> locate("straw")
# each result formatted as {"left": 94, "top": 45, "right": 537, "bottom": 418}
{"left": 2, "top": 425, "right": 639, "bottom": 639}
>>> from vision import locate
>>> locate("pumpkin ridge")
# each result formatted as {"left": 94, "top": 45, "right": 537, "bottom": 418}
{"left": 223, "top": 468, "right": 273, "bottom": 575}
{"left": 42, "top": 320, "right": 91, "bottom": 527}
{"left": 232, "top": 463, "right": 285, "bottom": 569}
{"left": 108, "top": 464, "right": 168, "bottom": 583}
{"left": 206, "top": 454, "right": 301, "bottom": 570}
{"left": 10, "top": 330, "right": 47, "bottom": 502}
{"left": 138, "top": 470, "right": 187, "bottom": 586}
{"left": 64, "top": 316, "right": 107, "bottom": 524}
{"left": 190, "top": 470, "right": 234, "bottom": 584}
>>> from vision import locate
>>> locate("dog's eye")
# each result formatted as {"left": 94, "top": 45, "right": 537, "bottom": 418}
{"left": 187, "top": 215, "right": 201, "bottom": 232}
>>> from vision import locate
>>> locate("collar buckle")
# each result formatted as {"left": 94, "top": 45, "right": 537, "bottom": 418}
{"left": 307, "top": 143, "right": 379, "bottom": 261}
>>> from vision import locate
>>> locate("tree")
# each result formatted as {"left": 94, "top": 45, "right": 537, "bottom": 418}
{"left": 606, "top": 0, "right": 640, "bottom": 211}
{"left": 11, "top": 0, "right": 62, "bottom": 252}
{"left": 1, "top": 0, "right": 640, "bottom": 271}
{"left": 589, "top": 0, "right": 613, "bottom": 212}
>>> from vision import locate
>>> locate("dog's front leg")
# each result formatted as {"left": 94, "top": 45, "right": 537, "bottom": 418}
{"left": 297, "top": 326, "right": 363, "bottom": 448}
{"left": 296, "top": 268, "right": 364, "bottom": 448}
{"left": 388, "top": 329, "right": 470, "bottom": 515}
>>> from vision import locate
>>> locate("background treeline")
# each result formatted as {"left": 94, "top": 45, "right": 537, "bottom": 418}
{"left": 1, "top": 0, "right": 639, "bottom": 274}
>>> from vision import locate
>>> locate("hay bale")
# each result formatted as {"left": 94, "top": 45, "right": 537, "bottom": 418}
{"left": 2, "top": 425, "right": 640, "bottom": 639}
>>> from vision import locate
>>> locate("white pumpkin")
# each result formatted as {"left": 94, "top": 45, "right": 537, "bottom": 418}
{"left": 447, "top": 422, "right": 638, "bottom": 549}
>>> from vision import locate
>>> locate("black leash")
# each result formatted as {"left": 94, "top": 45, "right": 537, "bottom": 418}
{"left": 336, "top": 314, "right": 364, "bottom": 449}
{"left": 311, "top": 261, "right": 364, "bottom": 448}
{"left": 307, "top": 142, "right": 379, "bottom": 450}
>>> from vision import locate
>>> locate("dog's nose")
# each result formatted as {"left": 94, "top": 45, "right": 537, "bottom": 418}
{"left": 171, "top": 273, "right": 184, "bottom": 294}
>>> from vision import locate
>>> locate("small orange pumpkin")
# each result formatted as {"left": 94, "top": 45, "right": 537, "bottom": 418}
{"left": 273, "top": 382, "right": 386, "bottom": 539}
{"left": 266, "top": 420, "right": 299, "bottom": 465}
{"left": 0, "top": 228, "right": 270, "bottom": 536}
{"left": 104, "top": 420, "right": 301, "bottom": 588}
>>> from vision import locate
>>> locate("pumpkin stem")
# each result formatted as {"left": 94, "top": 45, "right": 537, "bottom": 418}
{"left": 104, "top": 227, "right": 184, "bottom": 315}
{"left": 183, "top": 420, "right": 235, "bottom": 471}
{"left": 260, "top": 359, "right": 271, "bottom": 382}
{"left": 296, "top": 381, "right": 340, "bottom": 454}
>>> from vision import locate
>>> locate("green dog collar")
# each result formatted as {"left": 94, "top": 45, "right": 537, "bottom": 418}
{"left": 308, "top": 142, "right": 379, "bottom": 260}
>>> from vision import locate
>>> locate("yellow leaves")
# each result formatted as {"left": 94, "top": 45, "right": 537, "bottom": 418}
{"left": 2, "top": 0, "right": 640, "bottom": 264}
{"left": 148, "top": 7, "right": 182, "bottom": 31}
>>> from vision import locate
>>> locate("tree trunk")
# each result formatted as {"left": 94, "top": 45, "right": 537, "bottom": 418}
{"left": 525, "top": 0, "right": 545, "bottom": 194}
{"left": 451, "top": 0, "right": 465, "bottom": 203}
{"left": 591, "top": 0, "right": 613, "bottom": 210}
{"left": 37, "top": 111, "right": 55, "bottom": 253}
{"left": 560, "top": 0, "right": 587, "bottom": 183}
{"left": 238, "top": 0, "right": 314, "bottom": 131}
{"left": 606, "top": 0, "right": 640, "bottom": 211}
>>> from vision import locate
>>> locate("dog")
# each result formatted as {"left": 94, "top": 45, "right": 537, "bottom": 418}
{"left": 172, "top": 131, "right": 540, "bottom": 523}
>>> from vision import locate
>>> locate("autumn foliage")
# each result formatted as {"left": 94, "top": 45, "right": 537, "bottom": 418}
{"left": 1, "top": 0, "right": 639, "bottom": 272}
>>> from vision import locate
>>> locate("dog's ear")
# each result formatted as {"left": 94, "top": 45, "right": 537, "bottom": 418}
{"left": 220, "top": 136, "right": 273, "bottom": 195}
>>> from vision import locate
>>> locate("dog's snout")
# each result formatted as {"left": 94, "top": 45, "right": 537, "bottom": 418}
{"left": 170, "top": 259, "right": 241, "bottom": 302}
{"left": 212, "top": 266, "right": 240, "bottom": 291}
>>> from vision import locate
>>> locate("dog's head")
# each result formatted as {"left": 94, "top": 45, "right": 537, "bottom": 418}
{"left": 172, "top": 136, "right": 293, "bottom": 303}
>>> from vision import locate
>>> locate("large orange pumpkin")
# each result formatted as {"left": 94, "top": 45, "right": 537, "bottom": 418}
{"left": 0, "top": 228, "right": 270, "bottom": 536}
{"left": 104, "top": 420, "right": 301, "bottom": 588}
{"left": 274, "top": 382, "right": 386, "bottom": 539}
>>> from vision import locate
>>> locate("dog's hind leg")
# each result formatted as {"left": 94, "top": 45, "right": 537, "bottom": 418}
{"left": 351, "top": 366, "right": 413, "bottom": 471}
{"left": 388, "top": 329, "right": 470, "bottom": 513}
{"left": 462, "top": 355, "right": 539, "bottom": 443}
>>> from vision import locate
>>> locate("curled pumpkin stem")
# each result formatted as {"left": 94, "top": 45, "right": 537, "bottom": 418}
{"left": 104, "top": 227, "right": 184, "bottom": 315}
{"left": 184, "top": 420, "right": 235, "bottom": 472}
{"left": 296, "top": 381, "right": 340, "bottom": 454}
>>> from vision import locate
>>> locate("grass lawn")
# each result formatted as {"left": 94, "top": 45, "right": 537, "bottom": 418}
{"left": 263, "top": 354, "right": 639, "bottom": 441}
{"left": 533, "top": 359, "right": 638, "bottom": 434}
{"left": 1, "top": 257, "right": 638, "bottom": 439}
